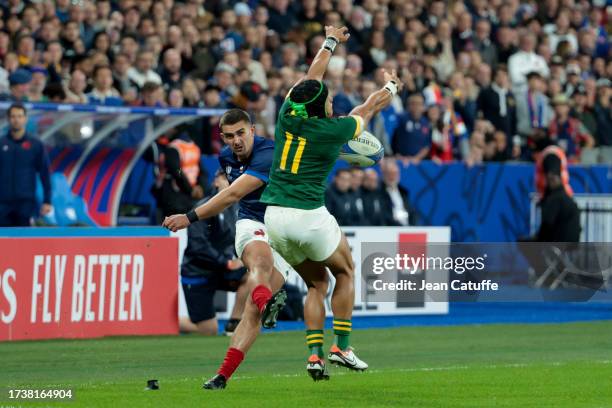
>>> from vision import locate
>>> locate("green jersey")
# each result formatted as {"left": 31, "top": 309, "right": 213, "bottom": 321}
{"left": 261, "top": 99, "right": 362, "bottom": 209}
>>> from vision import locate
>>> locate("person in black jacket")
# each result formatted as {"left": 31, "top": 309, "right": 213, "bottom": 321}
{"left": 325, "top": 168, "right": 359, "bottom": 226}
{"left": 180, "top": 172, "right": 248, "bottom": 336}
{"left": 381, "top": 159, "right": 417, "bottom": 226}
{"left": 360, "top": 169, "right": 396, "bottom": 226}
{"left": 477, "top": 66, "right": 517, "bottom": 145}
{"left": 0, "top": 104, "right": 52, "bottom": 226}
{"left": 536, "top": 154, "right": 580, "bottom": 242}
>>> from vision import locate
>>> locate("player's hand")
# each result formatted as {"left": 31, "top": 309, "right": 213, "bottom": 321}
{"left": 162, "top": 214, "right": 190, "bottom": 232}
{"left": 383, "top": 69, "right": 403, "bottom": 92}
{"left": 325, "top": 25, "right": 350, "bottom": 43}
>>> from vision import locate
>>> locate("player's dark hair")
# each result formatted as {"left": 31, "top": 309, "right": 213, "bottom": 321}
{"left": 288, "top": 79, "right": 329, "bottom": 118}
{"left": 7, "top": 103, "right": 26, "bottom": 117}
{"left": 219, "top": 108, "right": 252, "bottom": 129}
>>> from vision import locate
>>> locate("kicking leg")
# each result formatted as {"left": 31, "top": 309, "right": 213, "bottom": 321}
{"left": 204, "top": 268, "right": 284, "bottom": 390}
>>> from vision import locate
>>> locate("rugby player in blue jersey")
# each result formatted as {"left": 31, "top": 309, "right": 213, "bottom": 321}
{"left": 163, "top": 109, "right": 291, "bottom": 389}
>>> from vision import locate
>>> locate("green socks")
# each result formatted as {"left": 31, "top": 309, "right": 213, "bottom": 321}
{"left": 306, "top": 329, "right": 324, "bottom": 358}
{"left": 333, "top": 318, "right": 351, "bottom": 350}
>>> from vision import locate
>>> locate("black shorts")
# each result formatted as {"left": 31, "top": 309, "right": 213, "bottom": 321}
{"left": 181, "top": 269, "right": 246, "bottom": 323}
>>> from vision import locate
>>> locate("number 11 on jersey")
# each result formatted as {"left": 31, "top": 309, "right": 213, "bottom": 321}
{"left": 279, "top": 132, "right": 306, "bottom": 174}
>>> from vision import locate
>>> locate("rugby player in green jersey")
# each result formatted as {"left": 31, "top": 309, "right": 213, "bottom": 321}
{"left": 261, "top": 25, "right": 402, "bottom": 380}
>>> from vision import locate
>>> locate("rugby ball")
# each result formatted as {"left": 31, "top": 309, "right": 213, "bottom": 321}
{"left": 339, "top": 131, "right": 384, "bottom": 167}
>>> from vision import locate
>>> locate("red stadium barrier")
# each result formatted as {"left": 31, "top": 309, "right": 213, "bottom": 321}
{"left": 0, "top": 237, "right": 178, "bottom": 341}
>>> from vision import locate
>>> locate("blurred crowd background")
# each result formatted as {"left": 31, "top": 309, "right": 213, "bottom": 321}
{"left": 0, "top": 0, "right": 609, "bottom": 163}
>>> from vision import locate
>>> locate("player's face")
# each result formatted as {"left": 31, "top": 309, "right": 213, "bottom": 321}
{"left": 325, "top": 94, "right": 332, "bottom": 117}
{"left": 220, "top": 121, "right": 255, "bottom": 159}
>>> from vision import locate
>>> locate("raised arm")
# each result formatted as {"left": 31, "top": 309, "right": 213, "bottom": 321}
{"left": 304, "top": 26, "right": 350, "bottom": 81}
{"left": 350, "top": 69, "right": 403, "bottom": 127}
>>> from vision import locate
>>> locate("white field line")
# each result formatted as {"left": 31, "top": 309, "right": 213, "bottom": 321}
{"left": 230, "top": 359, "right": 612, "bottom": 381}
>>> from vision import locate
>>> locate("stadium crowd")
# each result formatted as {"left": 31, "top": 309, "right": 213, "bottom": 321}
{"left": 0, "top": 0, "right": 610, "bottom": 164}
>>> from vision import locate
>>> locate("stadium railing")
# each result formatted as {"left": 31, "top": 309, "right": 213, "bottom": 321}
{"left": 0, "top": 102, "right": 225, "bottom": 226}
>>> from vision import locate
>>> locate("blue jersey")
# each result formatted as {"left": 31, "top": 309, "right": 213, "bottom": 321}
{"left": 218, "top": 136, "right": 274, "bottom": 223}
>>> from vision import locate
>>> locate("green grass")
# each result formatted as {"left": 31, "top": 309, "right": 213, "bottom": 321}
{"left": 1, "top": 322, "right": 611, "bottom": 407}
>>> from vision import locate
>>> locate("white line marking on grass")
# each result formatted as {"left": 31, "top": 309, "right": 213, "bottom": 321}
{"left": 231, "top": 360, "right": 612, "bottom": 382}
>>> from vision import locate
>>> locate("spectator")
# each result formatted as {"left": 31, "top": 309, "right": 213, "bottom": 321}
{"left": 139, "top": 81, "right": 165, "bottom": 108}
{"left": 64, "top": 69, "right": 87, "bottom": 104}
{"left": 485, "top": 130, "right": 512, "bottom": 162}
{"left": 451, "top": 11, "right": 474, "bottom": 55}
{"left": 180, "top": 172, "right": 248, "bottom": 336}
{"left": 349, "top": 167, "right": 366, "bottom": 225}
{"left": 128, "top": 50, "right": 162, "bottom": 89}
{"left": 428, "top": 102, "right": 451, "bottom": 162}
{"left": 516, "top": 71, "right": 553, "bottom": 149}
{"left": 28, "top": 67, "right": 47, "bottom": 102}
{"left": 548, "top": 94, "right": 594, "bottom": 162}
{"left": 477, "top": 66, "right": 517, "bottom": 143}
{"left": 508, "top": 32, "right": 550, "bottom": 92}
{"left": 571, "top": 85, "right": 597, "bottom": 139}
{"left": 473, "top": 19, "right": 497, "bottom": 68}
{"left": 87, "top": 65, "right": 123, "bottom": 106}
{"left": 0, "top": 68, "right": 32, "bottom": 101}
{"left": 381, "top": 159, "right": 414, "bottom": 226}
{"left": 564, "top": 64, "right": 582, "bottom": 97}
{"left": 360, "top": 168, "right": 396, "bottom": 226}
{"left": 158, "top": 48, "right": 184, "bottom": 91}
{"left": 495, "top": 26, "right": 518, "bottom": 66}
{"left": 0, "top": 104, "right": 52, "bottom": 226}
{"left": 593, "top": 80, "right": 611, "bottom": 146}
{"left": 325, "top": 168, "right": 359, "bottom": 226}
{"left": 112, "top": 53, "right": 137, "bottom": 103}
{"left": 393, "top": 94, "right": 431, "bottom": 165}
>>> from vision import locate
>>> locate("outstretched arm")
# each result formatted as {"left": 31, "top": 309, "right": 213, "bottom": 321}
{"left": 304, "top": 26, "right": 351, "bottom": 81}
{"left": 350, "top": 69, "right": 403, "bottom": 128}
{"left": 162, "top": 174, "right": 264, "bottom": 232}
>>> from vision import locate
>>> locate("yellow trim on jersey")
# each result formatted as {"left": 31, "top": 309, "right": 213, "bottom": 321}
{"left": 280, "top": 132, "right": 293, "bottom": 170}
{"left": 291, "top": 137, "right": 306, "bottom": 174}
{"left": 350, "top": 115, "right": 363, "bottom": 139}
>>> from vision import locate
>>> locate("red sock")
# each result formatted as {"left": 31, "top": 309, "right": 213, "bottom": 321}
{"left": 217, "top": 347, "right": 245, "bottom": 380}
{"left": 251, "top": 285, "right": 272, "bottom": 313}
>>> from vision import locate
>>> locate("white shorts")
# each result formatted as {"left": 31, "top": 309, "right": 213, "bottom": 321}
{"left": 235, "top": 219, "right": 292, "bottom": 281}
{"left": 264, "top": 206, "right": 342, "bottom": 266}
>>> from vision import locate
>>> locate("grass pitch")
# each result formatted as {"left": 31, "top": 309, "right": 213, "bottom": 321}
{"left": 2, "top": 321, "right": 611, "bottom": 407}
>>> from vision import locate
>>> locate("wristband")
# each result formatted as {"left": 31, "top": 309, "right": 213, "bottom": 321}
{"left": 322, "top": 36, "right": 339, "bottom": 52}
{"left": 186, "top": 210, "right": 199, "bottom": 224}
{"left": 383, "top": 80, "right": 398, "bottom": 96}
